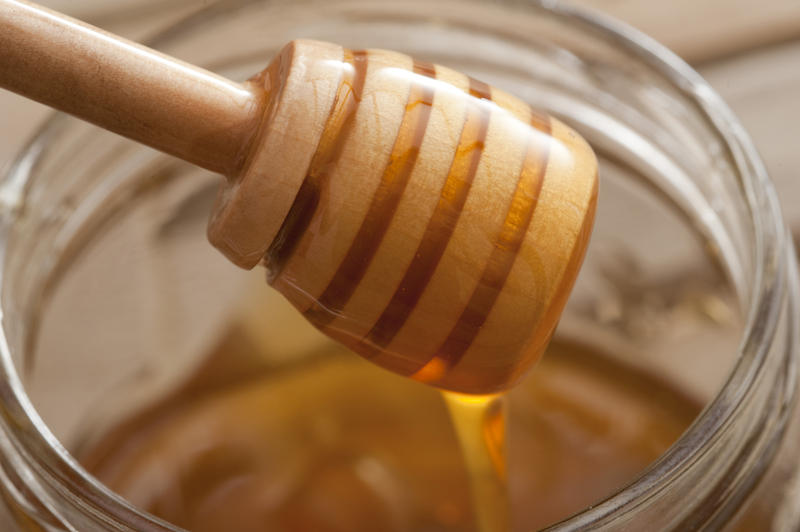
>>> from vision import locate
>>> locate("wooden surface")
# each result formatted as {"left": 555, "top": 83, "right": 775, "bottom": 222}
{"left": 575, "top": 0, "right": 800, "bottom": 63}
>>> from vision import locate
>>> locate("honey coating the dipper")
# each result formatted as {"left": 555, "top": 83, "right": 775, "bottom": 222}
{"left": 1, "top": 6, "right": 595, "bottom": 394}
{"left": 208, "top": 40, "right": 598, "bottom": 394}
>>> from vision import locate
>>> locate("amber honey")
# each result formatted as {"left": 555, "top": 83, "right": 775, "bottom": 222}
{"left": 443, "top": 392, "right": 509, "bottom": 532}
{"left": 78, "top": 315, "right": 699, "bottom": 532}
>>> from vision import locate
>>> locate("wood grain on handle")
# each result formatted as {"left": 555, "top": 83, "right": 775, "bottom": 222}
{"left": 0, "top": 0, "right": 262, "bottom": 175}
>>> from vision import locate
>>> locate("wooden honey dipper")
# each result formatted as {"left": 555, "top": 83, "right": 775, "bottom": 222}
{"left": 1, "top": 0, "right": 597, "bottom": 394}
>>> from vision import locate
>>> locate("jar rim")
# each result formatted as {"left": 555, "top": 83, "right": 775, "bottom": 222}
{"left": 0, "top": 0, "right": 794, "bottom": 530}
{"left": 544, "top": 2, "right": 795, "bottom": 528}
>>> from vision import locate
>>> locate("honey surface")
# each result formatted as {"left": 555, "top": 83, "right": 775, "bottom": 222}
{"left": 80, "top": 325, "right": 699, "bottom": 531}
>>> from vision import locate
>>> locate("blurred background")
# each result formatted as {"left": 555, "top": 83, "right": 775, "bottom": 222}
{"left": 2, "top": 0, "right": 799, "bottom": 233}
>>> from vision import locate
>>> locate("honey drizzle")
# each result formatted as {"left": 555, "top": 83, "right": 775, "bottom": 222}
{"left": 443, "top": 391, "right": 509, "bottom": 532}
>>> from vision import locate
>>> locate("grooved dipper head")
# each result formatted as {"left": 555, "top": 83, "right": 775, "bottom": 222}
{"left": 209, "top": 40, "right": 598, "bottom": 394}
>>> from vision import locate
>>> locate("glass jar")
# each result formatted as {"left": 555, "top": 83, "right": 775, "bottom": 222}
{"left": 0, "top": 0, "right": 797, "bottom": 530}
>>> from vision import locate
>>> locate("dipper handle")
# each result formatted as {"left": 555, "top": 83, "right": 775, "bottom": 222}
{"left": 0, "top": 0, "right": 599, "bottom": 394}
{"left": 0, "top": 0, "right": 263, "bottom": 176}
